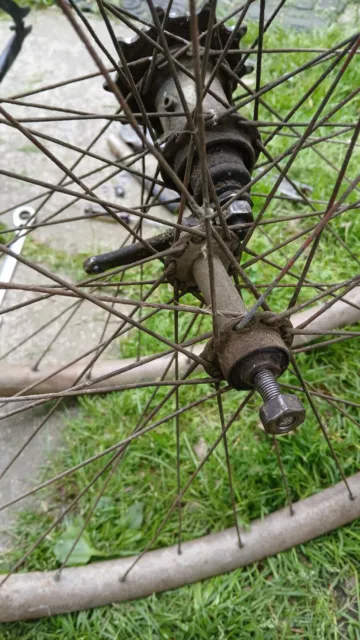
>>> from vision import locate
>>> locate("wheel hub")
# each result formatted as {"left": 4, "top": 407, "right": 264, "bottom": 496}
{"left": 98, "top": 2, "right": 306, "bottom": 434}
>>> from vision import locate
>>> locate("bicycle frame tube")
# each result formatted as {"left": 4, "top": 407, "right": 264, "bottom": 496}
{"left": 0, "top": 0, "right": 31, "bottom": 84}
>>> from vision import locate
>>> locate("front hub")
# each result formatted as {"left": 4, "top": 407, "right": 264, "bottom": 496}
{"left": 102, "top": 2, "right": 306, "bottom": 433}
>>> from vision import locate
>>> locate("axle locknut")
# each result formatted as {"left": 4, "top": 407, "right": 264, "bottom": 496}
{"left": 259, "top": 393, "right": 306, "bottom": 435}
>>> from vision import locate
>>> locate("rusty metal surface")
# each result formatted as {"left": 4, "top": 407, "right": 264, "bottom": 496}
{"left": 2, "top": 473, "right": 359, "bottom": 621}
{"left": 108, "top": 1, "right": 250, "bottom": 119}
{"left": 162, "top": 114, "right": 260, "bottom": 203}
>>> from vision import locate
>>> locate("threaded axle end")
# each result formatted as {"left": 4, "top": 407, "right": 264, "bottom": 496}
{"left": 253, "top": 369, "right": 281, "bottom": 402}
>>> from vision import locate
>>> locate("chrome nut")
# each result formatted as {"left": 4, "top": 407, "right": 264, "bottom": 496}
{"left": 259, "top": 393, "right": 306, "bottom": 435}
{"left": 227, "top": 200, "right": 252, "bottom": 217}
{"left": 226, "top": 200, "right": 253, "bottom": 237}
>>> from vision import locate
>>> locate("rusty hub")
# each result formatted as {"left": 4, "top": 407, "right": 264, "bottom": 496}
{"left": 87, "top": 3, "right": 306, "bottom": 434}
{"left": 108, "top": 1, "right": 260, "bottom": 212}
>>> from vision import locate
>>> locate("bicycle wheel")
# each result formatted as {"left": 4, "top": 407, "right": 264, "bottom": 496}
{"left": 0, "top": 0, "right": 359, "bottom": 623}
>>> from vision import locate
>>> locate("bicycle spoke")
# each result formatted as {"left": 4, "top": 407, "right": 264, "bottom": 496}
{"left": 0, "top": 446, "right": 124, "bottom": 587}
{"left": 289, "top": 355, "right": 354, "bottom": 500}
{"left": 0, "top": 384, "right": 231, "bottom": 515}
{"left": 216, "top": 385, "right": 243, "bottom": 547}
{"left": 287, "top": 119, "right": 360, "bottom": 310}
{"left": 253, "top": 0, "right": 265, "bottom": 122}
{"left": 120, "top": 391, "right": 253, "bottom": 582}
{"left": 1, "top": 0, "right": 359, "bottom": 613}
{"left": 272, "top": 436, "right": 294, "bottom": 516}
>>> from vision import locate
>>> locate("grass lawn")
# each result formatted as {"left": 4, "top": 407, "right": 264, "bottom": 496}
{"left": 1, "top": 12, "right": 360, "bottom": 640}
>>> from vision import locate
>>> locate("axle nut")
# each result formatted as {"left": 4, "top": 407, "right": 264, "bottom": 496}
{"left": 259, "top": 393, "right": 305, "bottom": 435}
{"left": 226, "top": 200, "right": 253, "bottom": 237}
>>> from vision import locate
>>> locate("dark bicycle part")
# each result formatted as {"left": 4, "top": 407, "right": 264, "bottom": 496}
{"left": 72, "top": 0, "right": 95, "bottom": 12}
{"left": 89, "top": 2, "right": 258, "bottom": 271}
{"left": 107, "top": 1, "right": 260, "bottom": 207}
{"left": 115, "top": 164, "right": 180, "bottom": 212}
{"left": 138, "top": 179, "right": 180, "bottom": 213}
{"left": 274, "top": 177, "right": 313, "bottom": 202}
{"left": 161, "top": 114, "right": 260, "bottom": 207}
{"left": 107, "top": 1, "right": 253, "bottom": 129}
{"left": 114, "top": 184, "right": 126, "bottom": 198}
{"left": 83, "top": 203, "right": 250, "bottom": 274}
{"left": 84, "top": 205, "right": 169, "bottom": 227}
{"left": 217, "top": 192, "right": 253, "bottom": 238}
{"left": 83, "top": 211, "right": 203, "bottom": 274}
{"left": 0, "top": 0, "right": 31, "bottom": 84}
{"left": 83, "top": 229, "right": 175, "bottom": 274}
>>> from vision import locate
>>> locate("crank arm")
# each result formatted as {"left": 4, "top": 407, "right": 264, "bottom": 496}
{"left": 83, "top": 229, "right": 174, "bottom": 275}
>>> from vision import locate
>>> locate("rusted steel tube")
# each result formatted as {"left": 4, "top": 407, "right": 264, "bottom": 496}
{"left": 0, "top": 473, "right": 359, "bottom": 621}
{"left": 0, "top": 350, "right": 201, "bottom": 397}
{"left": 192, "top": 250, "right": 247, "bottom": 319}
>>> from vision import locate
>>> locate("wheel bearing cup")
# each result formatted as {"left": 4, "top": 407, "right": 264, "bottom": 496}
{"left": 218, "top": 323, "right": 290, "bottom": 390}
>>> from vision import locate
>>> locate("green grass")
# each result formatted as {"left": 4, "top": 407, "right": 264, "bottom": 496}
{"left": 0, "top": 0, "right": 52, "bottom": 10}
{"left": 22, "top": 237, "right": 89, "bottom": 281}
{"left": 1, "top": 17, "right": 360, "bottom": 640}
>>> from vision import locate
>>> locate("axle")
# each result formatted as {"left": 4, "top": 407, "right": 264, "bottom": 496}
{"left": 190, "top": 244, "right": 305, "bottom": 434}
